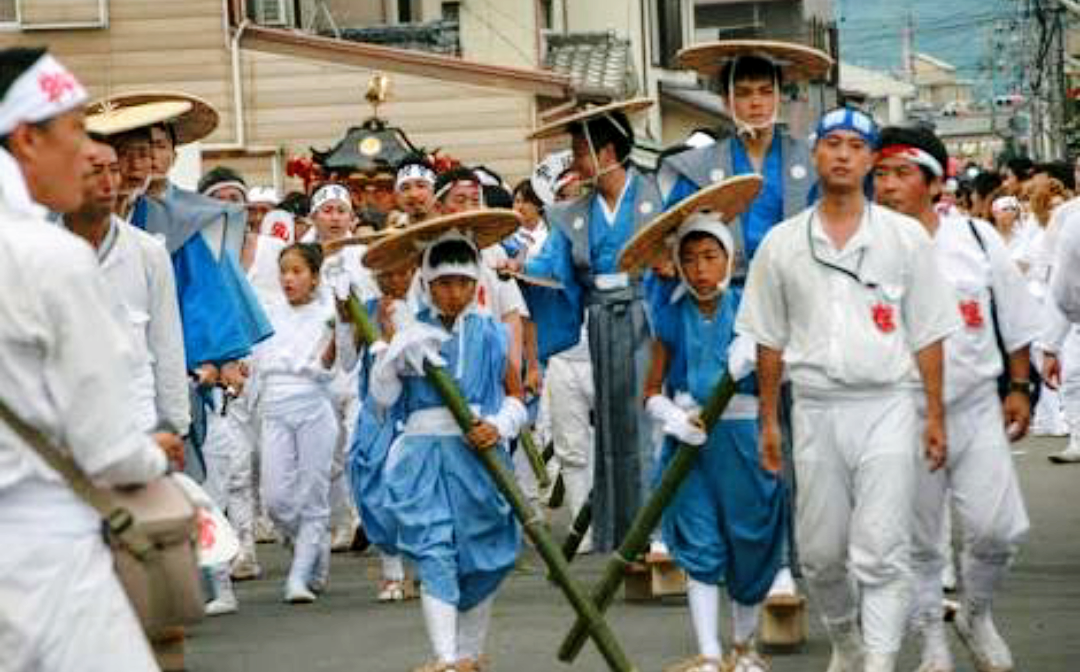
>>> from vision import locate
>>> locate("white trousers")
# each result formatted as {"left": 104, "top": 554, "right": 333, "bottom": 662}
{"left": 202, "top": 401, "right": 258, "bottom": 552}
{"left": 330, "top": 393, "right": 360, "bottom": 531}
{"left": 793, "top": 390, "right": 917, "bottom": 655}
{"left": 911, "top": 385, "right": 1029, "bottom": 619}
{"left": 1062, "top": 327, "right": 1080, "bottom": 442}
{"left": 0, "top": 533, "right": 158, "bottom": 672}
{"left": 261, "top": 398, "right": 338, "bottom": 543}
{"left": 546, "top": 355, "right": 595, "bottom": 517}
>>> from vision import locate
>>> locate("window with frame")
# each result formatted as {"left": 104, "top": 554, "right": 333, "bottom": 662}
{"left": 651, "top": 0, "right": 684, "bottom": 69}
{"left": 18, "top": 0, "right": 107, "bottom": 28}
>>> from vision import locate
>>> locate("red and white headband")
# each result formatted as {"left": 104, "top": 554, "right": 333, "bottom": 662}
{"left": 878, "top": 144, "right": 944, "bottom": 177}
{"left": 0, "top": 53, "right": 87, "bottom": 137}
{"left": 991, "top": 195, "right": 1020, "bottom": 214}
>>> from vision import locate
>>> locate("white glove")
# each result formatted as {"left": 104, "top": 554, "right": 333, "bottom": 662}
{"left": 727, "top": 334, "right": 756, "bottom": 381}
{"left": 382, "top": 320, "right": 449, "bottom": 376}
{"left": 646, "top": 394, "right": 707, "bottom": 446}
{"left": 485, "top": 396, "right": 528, "bottom": 442}
{"left": 322, "top": 254, "right": 352, "bottom": 301}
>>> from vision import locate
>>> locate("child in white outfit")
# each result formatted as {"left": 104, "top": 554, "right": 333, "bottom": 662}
{"left": 254, "top": 242, "right": 340, "bottom": 603}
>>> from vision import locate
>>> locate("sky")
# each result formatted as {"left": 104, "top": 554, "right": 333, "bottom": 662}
{"left": 835, "top": 0, "right": 1020, "bottom": 95}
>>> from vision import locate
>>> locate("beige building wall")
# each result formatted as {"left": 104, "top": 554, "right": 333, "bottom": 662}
{"left": 457, "top": 0, "right": 539, "bottom": 69}
{"left": 0, "top": 0, "right": 539, "bottom": 191}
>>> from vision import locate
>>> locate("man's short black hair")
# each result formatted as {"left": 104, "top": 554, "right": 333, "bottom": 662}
{"left": 428, "top": 238, "right": 478, "bottom": 269}
{"left": 433, "top": 166, "right": 479, "bottom": 202}
{"left": 1005, "top": 157, "right": 1034, "bottom": 182}
{"left": 716, "top": 56, "right": 783, "bottom": 96}
{"left": 277, "top": 191, "right": 310, "bottom": 217}
{"left": 513, "top": 178, "right": 543, "bottom": 211}
{"left": 1035, "top": 161, "right": 1075, "bottom": 191}
{"left": 972, "top": 171, "right": 1003, "bottom": 199}
{"left": 878, "top": 125, "right": 949, "bottom": 184}
{"left": 396, "top": 152, "right": 435, "bottom": 175}
{"left": 570, "top": 111, "right": 634, "bottom": 164}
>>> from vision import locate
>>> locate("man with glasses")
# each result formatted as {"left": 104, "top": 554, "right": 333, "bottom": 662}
{"left": 736, "top": 108, "right": 959, "bottom": 672}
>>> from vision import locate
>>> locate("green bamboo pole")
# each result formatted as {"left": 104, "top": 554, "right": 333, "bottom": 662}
{"left": 519, "top": 427, "right": 551, "bottom": 490}
{"left": 343, "top": 294, "right": 636, "bottom": 672}
{"left": 548, "top": 473, "right": 565, "bottom": 509}
{"left": 558, "top": 373, "right": 738, "bottom": 663}
{"left": 561, "top": 494, "right": 592, "bottom": 561}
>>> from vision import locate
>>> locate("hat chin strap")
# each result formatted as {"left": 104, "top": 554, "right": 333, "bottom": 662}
{"left": 581, "top": 118, "right": 628, "bottom": 190}
{"left": 727, "top": 62, "right": 781, "bottom": 140}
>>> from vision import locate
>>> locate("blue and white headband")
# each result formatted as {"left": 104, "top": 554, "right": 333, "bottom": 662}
{"left": 310, "top": 183, "right": 352, "bottom": 214}
{"left": 810, "top": 107, "right": 879, "bottom": 149}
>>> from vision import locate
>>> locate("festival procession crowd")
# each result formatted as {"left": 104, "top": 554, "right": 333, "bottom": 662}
{"left": 3, "top": 33, "right": 1080, "bottom": 672}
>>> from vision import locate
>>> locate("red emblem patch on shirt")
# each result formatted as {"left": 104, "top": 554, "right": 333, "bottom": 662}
{"left": 958, "top": 299, "right": 984, "bottom": 329}
{"left": 37, "top": 70, "right": 79, "bottom": 104}
{"left": 871, "top": 303, "right": 896, "bottom": 333}
{"left": 197, "top": 510, "right": 217, "bottom": 551}
{"left": 477, "top": 284, "right": 487, "bottom": 307}
{"left": 270, "top": 222, "right": 289, "bottom": 241}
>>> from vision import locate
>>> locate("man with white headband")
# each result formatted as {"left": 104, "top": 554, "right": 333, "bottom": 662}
{"left": 0, "top": 46, "right": 181, "bottom": 671}
{"left": 503, "top": 99, "right": 663, "bottom": 552}
{"left": 307, "top": 181, "right": 379, "bottom": 553}
{"left": 875, "top": 125, "right": 1036, "bottom": 672}
{"left": 737, "top": 107, "right": 959, "bottom": 672}
{"left": 394, "top": 154, "right": 437, "bottom": 224}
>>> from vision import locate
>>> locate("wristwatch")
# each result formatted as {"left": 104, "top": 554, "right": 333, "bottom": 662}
{"left": 1009, "top": 379, "right": 1032, "bottom": 396}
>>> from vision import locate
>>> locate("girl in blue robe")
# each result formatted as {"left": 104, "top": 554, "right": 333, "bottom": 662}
{"left": 644, "top": 214, "right": 784, "bottom": 672}
{"left": 369, "top": 231, "right": 526, "bottom": 672}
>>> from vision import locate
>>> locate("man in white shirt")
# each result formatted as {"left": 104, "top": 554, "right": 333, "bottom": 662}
{"left": 0, "top": 46, "right": 181, "bottom": 672}
{"left": 736, "top": 108, "right": 959, "bottom": 672}
{"left": 874, "top": 126, "right": 1035, "bottom": 672}
{"left": 64, "top": 139, "right": 190, "bottom": 438}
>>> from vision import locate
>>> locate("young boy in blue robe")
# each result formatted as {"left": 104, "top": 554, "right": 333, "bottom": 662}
{"left": 643, "top": 213, "right": 784, "bottom": 672}
{"left": 369, "top": 230, "right": 526, "bottom": 672}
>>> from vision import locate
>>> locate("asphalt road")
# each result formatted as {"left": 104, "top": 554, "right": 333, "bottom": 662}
{"left": 187, "top": 435, "right": 1080, "bottom": 672}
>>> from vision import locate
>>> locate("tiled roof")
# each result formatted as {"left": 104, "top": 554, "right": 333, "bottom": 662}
{"left": 544, "top": 31, "right": 637, "bottom": 99}
{"left": 332, "top": 20, "right": 461, "bottom": 57}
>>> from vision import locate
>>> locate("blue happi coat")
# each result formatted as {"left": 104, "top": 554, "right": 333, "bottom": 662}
{"left": 650, "top": 286, "right": 785, "bottom": 604}
{"left": 380, "top": 308, "right": 520, "bottom": 610}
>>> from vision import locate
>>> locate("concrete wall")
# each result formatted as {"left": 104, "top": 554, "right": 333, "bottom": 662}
{"left": 457, "top": 0, "right": 539, "bottom": 69}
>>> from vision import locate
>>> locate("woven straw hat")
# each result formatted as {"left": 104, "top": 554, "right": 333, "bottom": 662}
{"left": 617, "top": 174, "right": 763, "bottom": 274}
{"left": 527, "top": 97, "right": 654, "bottom": 141}
{"left": 677, "top": 40, "right": 833, "bottom": 82}
{"left": 86, "top": 90, "right": 219, "bottom": 145}
{"left": 363, "top": 209, "right": 521, "bottom": 272}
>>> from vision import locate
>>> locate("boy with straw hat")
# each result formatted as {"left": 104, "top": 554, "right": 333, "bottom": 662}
{"left": 621, "top": 175, "right": 784, "bottom": 672}
{"left": 362, "top": 210, "right": 527, "bottom": 672}
{"left": 503, "top": 98, "right": 663, "bottom": 552}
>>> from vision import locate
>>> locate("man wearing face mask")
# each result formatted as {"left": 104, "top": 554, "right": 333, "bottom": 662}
{"left": 501, "top": 99, "right": 663, "bottom": 552}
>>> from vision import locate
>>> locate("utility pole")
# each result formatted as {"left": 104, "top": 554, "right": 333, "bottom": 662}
{"left": 902, "top": 12, "right": 915, "bottom": 84}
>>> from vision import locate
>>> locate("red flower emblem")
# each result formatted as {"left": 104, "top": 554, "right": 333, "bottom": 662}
{"left": 197, "top": 510, "right": 217, "bottom": 550}
{"left": 958, "top": 300, "right": 984, "bottom": 329}
{"left": 270, "top": 222, "right": 289, "bottom": 241}
{"left": 37, "top": 71, "right": 79, "bottom": 104}
{"left": 871, "top": 303, "right": 896, "bottom": 333}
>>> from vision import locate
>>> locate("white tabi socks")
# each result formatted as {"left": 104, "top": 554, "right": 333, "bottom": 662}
{"left": 421, "top": 591, "right": 458, "bottom": 664}
{"left": 731, "top": 601, "right": 761, "bottom": 646}
{"left": 687, "top": 577, "right": 723, "bottom": 660}
{"left": 457, "top": 595, "right": 494, "bottom": 662}
{"left": 381, "top": 553, "right": 406, "bottom": 581}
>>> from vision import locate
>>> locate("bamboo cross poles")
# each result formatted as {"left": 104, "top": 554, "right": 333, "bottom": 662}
{"left": 557, "top": 372, "right": 738, "bottom": 663}
{"left": 342, "top": 293, "right": 636, "bottom": 672}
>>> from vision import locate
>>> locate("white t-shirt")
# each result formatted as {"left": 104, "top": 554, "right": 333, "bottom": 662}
{"left": 931, "top": 214, "right": 1041, "bottom": 403}
{"left": 736, "top": 202, "right": 960, "bottom": 394}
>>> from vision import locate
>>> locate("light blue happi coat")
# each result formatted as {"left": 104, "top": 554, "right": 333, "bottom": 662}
{"left": 649, "top": 286, "right": 785, "bottom": 604}
{"left": 132, "top": 183, "right": 272, "bottom": 369}
{"left": 382, "top": 308, "right": 520, "bottom": 610}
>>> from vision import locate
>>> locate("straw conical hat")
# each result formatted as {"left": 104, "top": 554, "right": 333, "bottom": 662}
{"left": 618, "top": 174, "right": 763, "bottom": 274}
{"left": 527, "top": 98, "right": 654, "bottom": 141}
{"left": 86, "top": 90, "right": 219, "bottom": 145}
{"left": 363, "top": 209, "right": 521, "bottom": 272}
{"left": 677, "top": 40, "right": 833, "bottom": 82}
